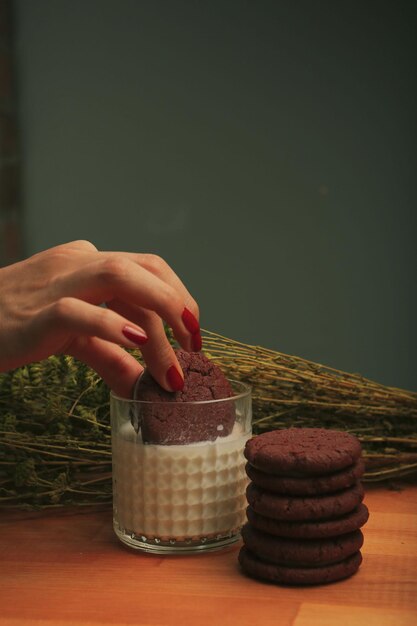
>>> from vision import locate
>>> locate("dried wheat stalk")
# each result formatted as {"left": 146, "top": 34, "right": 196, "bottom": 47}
{"left": 0, "top": 329, "right": 416, "bottom": 508}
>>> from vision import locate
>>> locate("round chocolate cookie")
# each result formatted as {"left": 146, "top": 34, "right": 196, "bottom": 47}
{"left": 238, "top": 546, "right": 362, "bottom": 586}
{"left": 245, "top": 458, "right": 365, "bottom": 496}
{"left": 241, "top": 524, "right": 364, "bottom": 566}
{"left": 134, "top": 350, "right": 235, "bottom": 444}
{"left": 246, "top": 482, "right": 364, "bottom": 521}
{"left": 244, "top": 428, "right": 362, "bottom": 476}
{"left": 246, "top": 503, "right": 369, "bottom": 539}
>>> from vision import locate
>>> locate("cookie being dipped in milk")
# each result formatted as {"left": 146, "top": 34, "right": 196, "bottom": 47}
{"left": 133, "top": 350, "right": 236, "bottom": 444}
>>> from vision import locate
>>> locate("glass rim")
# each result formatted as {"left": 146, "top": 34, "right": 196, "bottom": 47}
{"left": 110, "top": 378, "right": 251, "bottom": 406}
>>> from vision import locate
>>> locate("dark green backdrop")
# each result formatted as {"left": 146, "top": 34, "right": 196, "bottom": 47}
{"left": 15, "top": 0, "right": 417, "bottom": 388}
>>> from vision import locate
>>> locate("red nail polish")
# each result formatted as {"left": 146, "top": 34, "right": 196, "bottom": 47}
{"left": 166, "top": 365, "right": 184, "bottom": 391}
{"left": 122, "top": 326, "right": 148, "bottom": 346}
{"left": 182, "top": 307, "right": 200, "bottom": 335}
{"left": 192, "top": 332, "right": 202, "bottom": 352}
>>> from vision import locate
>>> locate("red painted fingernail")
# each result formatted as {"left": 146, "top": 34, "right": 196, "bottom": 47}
{"left": 192, "top": 332, "right": 202, "bottom": 352}
{"left": 122, "top": 326, "right": 148, "bottom": 346}
{"left": 182, "top": 307, "right": 200, "bottom": 335}
{"left": 166, "top": 365, "right": 184, "bottom": 391}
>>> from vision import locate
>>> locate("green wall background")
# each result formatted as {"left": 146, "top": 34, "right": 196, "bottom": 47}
{"left": 15, "top": 0, "right": 416, "bottom": 388}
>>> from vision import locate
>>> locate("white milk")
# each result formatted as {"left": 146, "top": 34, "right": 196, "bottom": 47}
{"left": 112, "top": 421, "right": 249, "bottom": 540}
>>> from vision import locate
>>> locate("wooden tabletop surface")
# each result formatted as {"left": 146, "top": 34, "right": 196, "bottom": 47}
{"left": 1, "top": 484, "right": 416, "bottom": 626}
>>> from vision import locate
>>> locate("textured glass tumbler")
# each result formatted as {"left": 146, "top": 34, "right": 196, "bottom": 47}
{"left": 111, "top": 380, "right": 251, "bottom": 554}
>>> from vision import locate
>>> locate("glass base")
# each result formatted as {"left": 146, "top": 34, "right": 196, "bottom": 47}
{"left": 113, "top": 519, "right": 242, "bottom": 554}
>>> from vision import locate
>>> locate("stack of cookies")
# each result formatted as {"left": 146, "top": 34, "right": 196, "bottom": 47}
{"left": 239, "top": 428, "right": 368, "bottom": 585}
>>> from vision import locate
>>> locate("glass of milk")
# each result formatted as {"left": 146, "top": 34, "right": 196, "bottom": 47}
{"left": 111, "top": 380, "right": 251, "bottom": 554}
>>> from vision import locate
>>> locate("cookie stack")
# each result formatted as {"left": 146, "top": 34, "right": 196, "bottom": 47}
{"left": 239, "top": 428, "right": 369, "bottom": 585}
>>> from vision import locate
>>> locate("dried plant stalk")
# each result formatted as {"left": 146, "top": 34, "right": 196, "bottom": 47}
{"left": 0, "top": 329, "right": 416, "bottom": 509}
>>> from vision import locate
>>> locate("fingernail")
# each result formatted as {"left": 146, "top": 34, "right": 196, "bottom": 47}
{"left": 122, "top": 325, "right": 148, "bottom": 346}
{"left": 166, "top": 365, "right": 184, "bottom": 391}
{"left": 192, "top": 332, "right": 202, "bottom": 352}
{"left": 182, "top": 307, "right": 200, "bottom": 335}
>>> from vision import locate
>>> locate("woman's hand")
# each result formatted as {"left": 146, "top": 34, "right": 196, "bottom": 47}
{"left": 0, "top": 240, "right": 201, "bottom": 398}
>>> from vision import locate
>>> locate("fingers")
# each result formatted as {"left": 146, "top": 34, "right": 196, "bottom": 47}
{"left": 37, "top": 297, "right": 150, "bottom": 351}
{"left": 108, "top": 300, "right": 184, "bottom": 392}
{"left": 68, "top": 336, "right": 143, "bottom": 398}
{"left": 54, "top": 256, "right": 202, "bottom": 352}
{"left": 105, "top": 252, "right": 197, "bottom": 316}
{"left": 131, "top": 252, "right": 202, "bottom": 352}
{"left": 0, "top": 243, "right": 201, "bottom": 395}
{"left": 32, "top": 249, "right": 201, "bottom": 392}
{"left": 121, "top": 252, "right": 199, "bottom": 314}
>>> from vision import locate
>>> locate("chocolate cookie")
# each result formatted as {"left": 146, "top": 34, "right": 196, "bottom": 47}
{"left": 241, "top": 524, "right": 364, "bottom": 566}
{"left": 245, "top": 458, "right": 365, "bottom": 496}
{"left": 244, "top": 428, "right": 362, "bottom": 476}
{"left": 238, "top": 546, "right": 362, "bottom": 586}
{"left": 134, "top": 351, "right": 235, "bottom": 445}
{"left": 246, "top": 503, "right": 369, "bottom": 539}
{"left": 246, "top": 482, "right": 364, "bottom": 521}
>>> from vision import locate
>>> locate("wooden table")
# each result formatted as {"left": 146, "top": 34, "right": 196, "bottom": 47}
{"left": 1, "top": 485, "right": 416, "bottom": 626}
